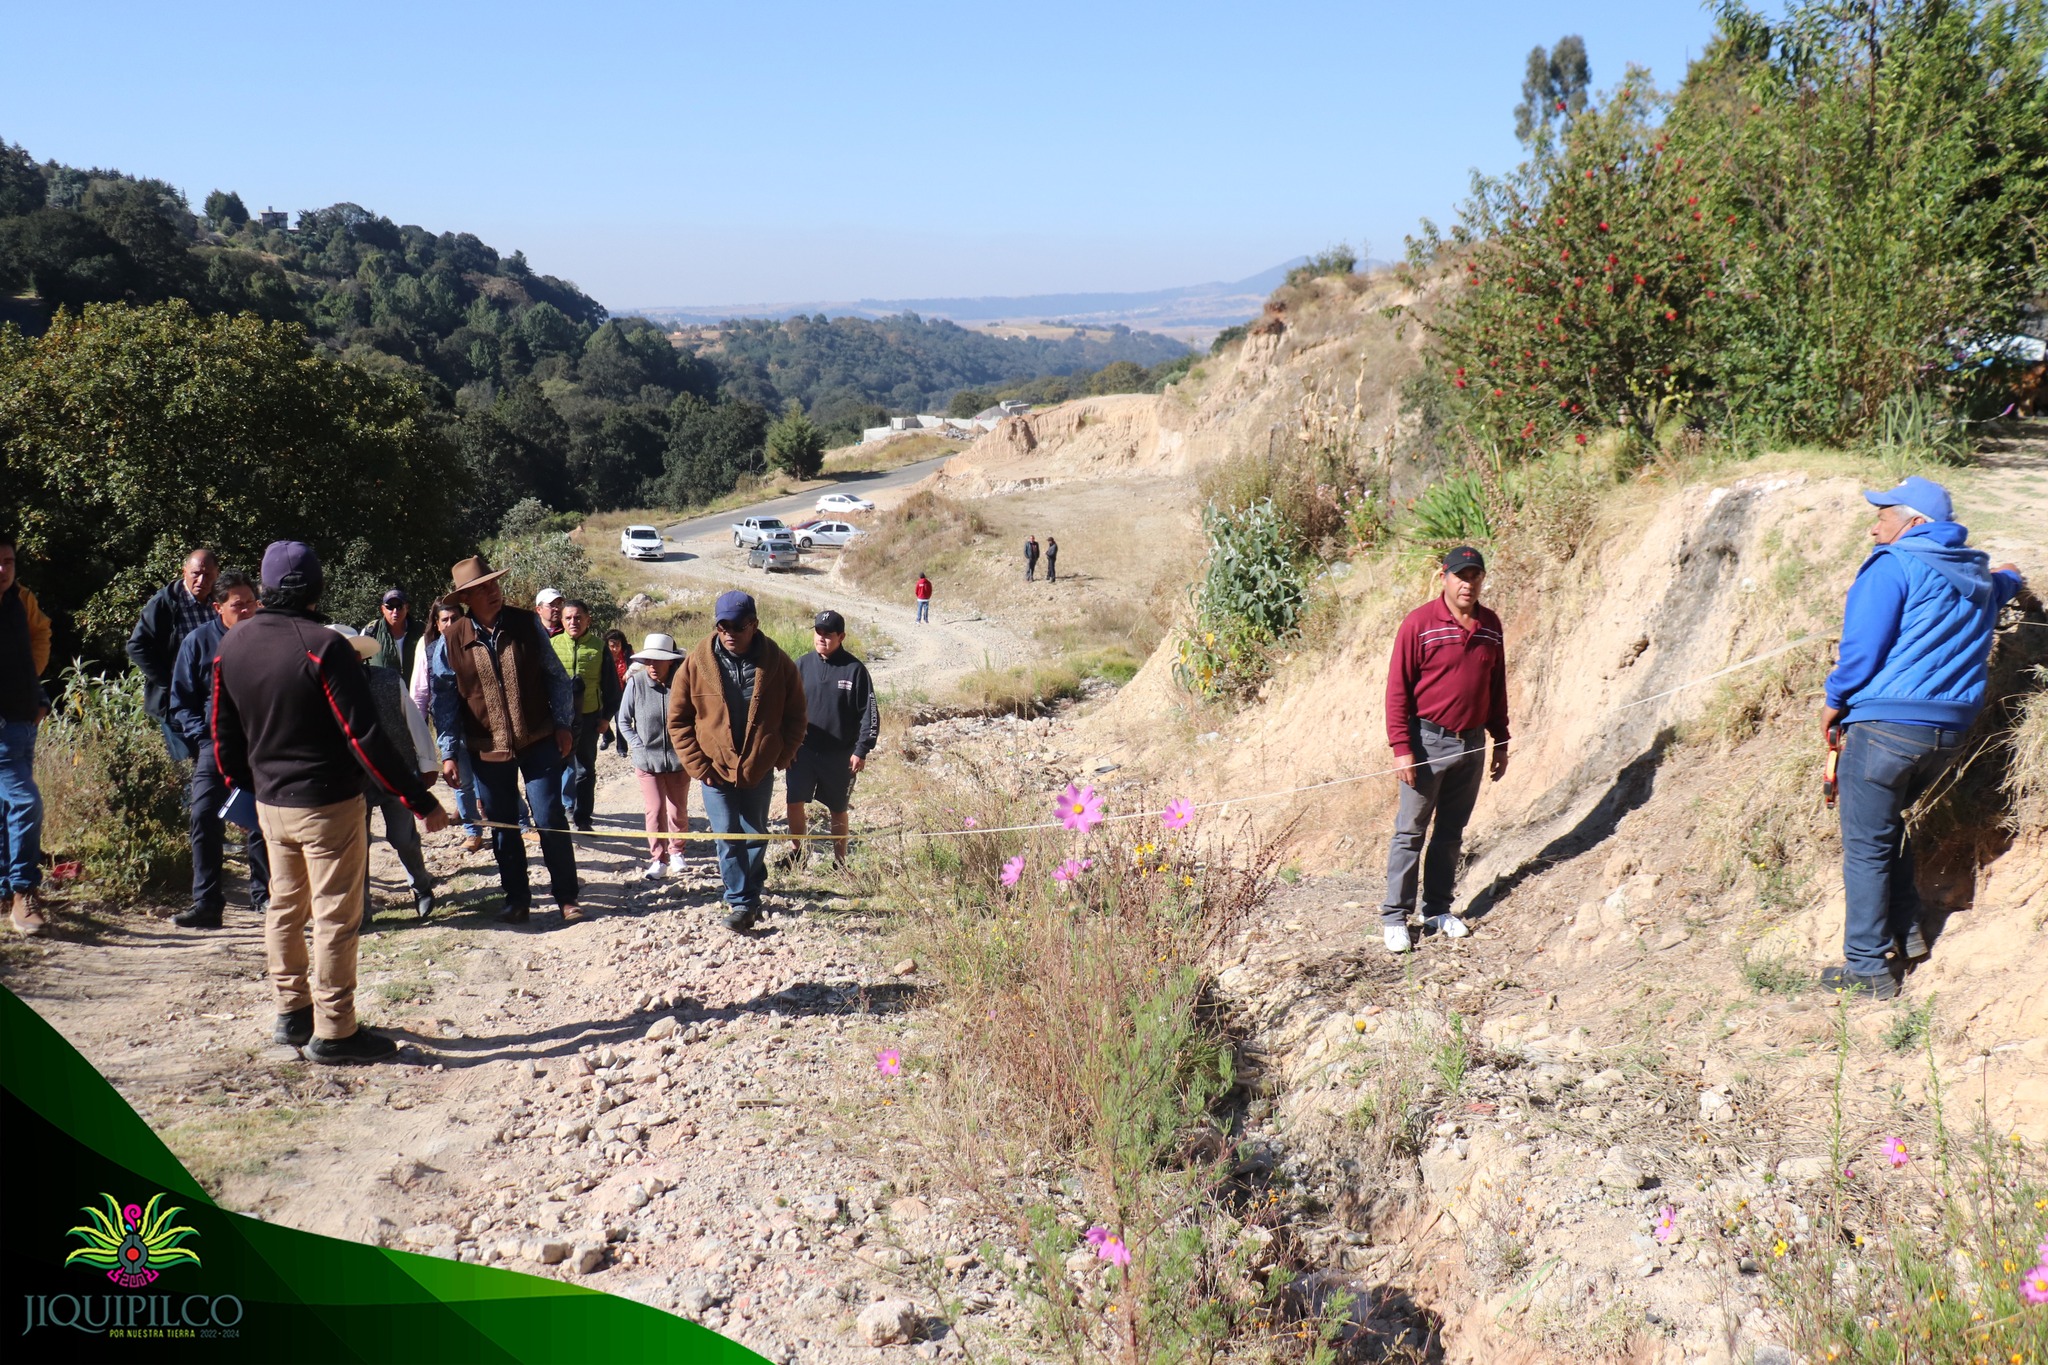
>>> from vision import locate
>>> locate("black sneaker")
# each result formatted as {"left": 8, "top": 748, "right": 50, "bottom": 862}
{"left": 1821, "top": 965, "right": 1900, "bottom": 1000}
{"left": 495, "top": 904, "right": 530, "bottom": 925}
{"left": 308, "top": 1027, "right": 398, "bottom": 1064}
{"left": 724, "top": 906, "right": 760, "bottom": 934}
{"left": 274, "top": 1007, "right": 313, "bottom": 1046}
{"left": 173, "top": 906, "right": 222, "bottom": 929}
{"left": 414, "top": 890, "right": 436, "bottom": 922}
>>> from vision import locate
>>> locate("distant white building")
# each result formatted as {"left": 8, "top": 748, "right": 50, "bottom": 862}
{"left": 859, "top": 400, "right": 1033, "bottom": 444}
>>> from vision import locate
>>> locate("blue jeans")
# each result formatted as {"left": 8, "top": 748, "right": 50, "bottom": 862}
{"left": 191, "top": 743, "right": 270, "bottom": 915}
{"left": 701, "top": 774, "right": 775, "bottom": 911}
{"left": 453, "top": 748, "right": 483, "bottom": 839}
{"left": 470, "top": 741, "right": 579, "bottom": 911}
{"left": 0, "top": 719, "right": 43, "bottom": 895}
{"left": 1838, "top": 720, "right": 1962, "bottom": 977}
{"left": 159, "top": 717, "right": 196, "bottom": 765}
{"left": 915, "top": 599, "right": 929, "bottom": 623}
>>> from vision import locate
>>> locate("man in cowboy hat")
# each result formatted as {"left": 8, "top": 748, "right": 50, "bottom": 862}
{"left": 212, "top": 541, "right": 447, "bottom": 1063}
{"left": 430, "top": 555, "right": 583, "bottom": 927}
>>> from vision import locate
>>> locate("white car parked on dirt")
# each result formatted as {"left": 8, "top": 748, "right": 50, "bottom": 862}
{"left": 815, "top": 493, "right": 875, "bottom": 514}
{"left": 796, "top": 521, "right": 862, "bottom": 550}
{"left": 619, "top": 525, "right": 665, "bottom": 560}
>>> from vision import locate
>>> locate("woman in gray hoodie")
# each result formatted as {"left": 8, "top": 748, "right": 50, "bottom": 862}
{"left": 619, "top": 633, "right": 691, "bottom": 880}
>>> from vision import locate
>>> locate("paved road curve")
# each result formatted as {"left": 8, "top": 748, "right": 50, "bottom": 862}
{"left": 659, "top": 453, "right": 954, "bottom": 543}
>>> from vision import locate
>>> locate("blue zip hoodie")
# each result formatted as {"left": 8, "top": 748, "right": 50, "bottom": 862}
{"left": 1825, "top": 521, "right": 2023, "bottom": 729}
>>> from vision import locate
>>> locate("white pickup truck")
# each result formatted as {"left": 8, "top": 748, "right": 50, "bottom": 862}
{"left": 731, "top": 516, "right": 796, "bottom": 548}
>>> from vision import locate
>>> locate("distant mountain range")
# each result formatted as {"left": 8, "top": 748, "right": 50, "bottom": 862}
{"left": 625, "top": 258, "right": 1387, "bottom": 342}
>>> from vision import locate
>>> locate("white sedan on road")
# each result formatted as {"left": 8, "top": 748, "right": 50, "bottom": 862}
{"left": 619, "top": 525, "right": 665, "bottom": 560}
{"left": 796, "top": 521, "right": 862, "bottom": 550}
{"left": 815, "top": 493, "right": 875, "bottom": 514}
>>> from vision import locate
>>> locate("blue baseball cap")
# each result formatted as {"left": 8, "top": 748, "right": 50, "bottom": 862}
{"left": 713, "top": 590, "right": 757, "bottom": 624}
{"left": 1863, "top": 475, "right": 1953, "bottom": 523}
{"left": 259, "top": 540, "right": 323, "bottom": 595}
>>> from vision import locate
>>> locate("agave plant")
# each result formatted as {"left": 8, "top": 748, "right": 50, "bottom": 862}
{"left": 65, "top": 1193, "right": 201, "bottom": 1287}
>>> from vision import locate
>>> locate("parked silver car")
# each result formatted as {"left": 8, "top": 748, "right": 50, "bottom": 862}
{"left": 747, "top": 541, "right": 802, "bottom": 572}
{"left": 796, "top": 521, "right": 862, "bottom": 550}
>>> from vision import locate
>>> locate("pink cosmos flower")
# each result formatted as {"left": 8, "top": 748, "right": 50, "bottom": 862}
{"left": 1098, "top": 1235, "right": 1132, "bottom": 1268}
{"left": 1653, "top": 1206, "right": 1677, "bottom": 1244}
{"left": 2023, "top": 1264, "right": 2048, "bottom": 1305}
{"left": 964, "top": 816, "right": 978, "bottom": 828}
{"left": 1053, "top": 858, "right": 1088, "bottom": 883}
{"left": 876, "top": 1050, "right": 902, "bottom": 1077}
{"left": 1000, "top": 855, "right": 1025, "bottom": 887}
{"left": 1056, "top": 783, "right": 1105, "bottom": 833}
{"left": 1160, "top": 798, "right": 1194, "bottom": 831}
{"left": 1882, "top": 1136, "right": 1909, "bottom": 1168}
{"left": 1084, "top": 1226, "right": 1108, "bottom": 1248}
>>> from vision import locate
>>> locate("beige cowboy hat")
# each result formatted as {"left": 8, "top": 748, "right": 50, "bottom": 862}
{"left": 328, "top": 624, "right": 381, "bottom": 661}
{"left": 631, "top": 632, "right": 683, "bottom": 662}
{"left": 448, "top": 555, "right": 508, "bottom": 593}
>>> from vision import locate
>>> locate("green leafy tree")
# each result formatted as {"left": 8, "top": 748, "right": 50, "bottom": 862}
{"left": 0, "top": 300, "right": 471, "bottom": 660}
{"left": 202, "top": 189, "right": 248, "bottom": 230}
{"left": 947, "top": 388, "right": 990, "bottom": 418}
{"left": 517, "top": 300, "right": 581, "bottom": 359}
{"left": 764, "top": 399, "right": 826, "bottom": 479}
{"left": 658, "top": 397, "right": 768, "bottom": 507}
{"left": 0, "top": 209, "right": 131, "bottom": 305}
{"left": 0, "top": 140, "right": 47, "bottom": 216}
{"left": 1088, "top": 360, "right": 1150, "bottom": 395}
{"left": 1514, "top": 35, "right": 1592, "bottom": 143}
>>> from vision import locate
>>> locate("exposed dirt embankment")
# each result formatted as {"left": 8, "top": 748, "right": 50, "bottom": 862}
{"left": 925, "top": 269, "right": 1440, "bottom": 500}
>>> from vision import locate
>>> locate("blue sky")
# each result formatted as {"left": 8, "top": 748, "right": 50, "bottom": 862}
{"left": 2, "top": 1, "right": 1722, "bottom": 311}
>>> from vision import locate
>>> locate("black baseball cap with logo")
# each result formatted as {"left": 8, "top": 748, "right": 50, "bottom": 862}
{"left": 813, "top": 610, "right": 846, "bottom": 634}
{"left": 1441, "top": 546, "right": 1486, "bottom": 574}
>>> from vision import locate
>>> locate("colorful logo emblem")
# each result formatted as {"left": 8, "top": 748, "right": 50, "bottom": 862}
{"left": 64, "top": 1193, "right": 202, "bottom": 1288}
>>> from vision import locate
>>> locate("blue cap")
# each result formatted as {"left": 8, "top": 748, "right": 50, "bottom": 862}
{"left": 1863, "top": 475, "right": 1953, "bottom": 523}
{"left": 259, "top": 540, "right": 322, "bottom": 595}
{"left": 713, "top": 590, "right": 756, "bottom": 624}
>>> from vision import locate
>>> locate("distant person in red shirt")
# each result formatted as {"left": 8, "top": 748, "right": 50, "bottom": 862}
{"left": 914, "top": 572, "right": 932, "bottom": 624}
{"left": 1380, "top": 545, "right": 1510, "bottom": 954}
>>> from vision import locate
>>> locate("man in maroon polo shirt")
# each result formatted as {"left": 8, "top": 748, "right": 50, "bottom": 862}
{"left": 1380, "top": 545, "right": 1510, "bottom": 953}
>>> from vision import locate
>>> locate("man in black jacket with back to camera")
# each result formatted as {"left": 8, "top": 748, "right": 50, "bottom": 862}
{"left": 212, "top": 541, "right": 447, "bottom": 1063}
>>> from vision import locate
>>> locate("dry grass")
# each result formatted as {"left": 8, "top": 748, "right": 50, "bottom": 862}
{"left": 2002, "top": 665, "right": 2048, "bottom": 831}
{"left": 823, "top": 431, "right": 966, "bottom": 476}
{"left": 839, "top": 490, "right": 991, "bottom": 597}
{"left": 954, "top": 660, "right": 1083, "bottom": 716}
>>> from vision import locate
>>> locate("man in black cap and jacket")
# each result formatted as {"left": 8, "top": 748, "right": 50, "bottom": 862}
{"left": 212, "top": 540, "right": 447, "bottom": 1063}
{"left": 779, "top": 610, "right": 878, "bottom": 870}
{"left": 127, "top": 547, "right": 219, "bottom": 761}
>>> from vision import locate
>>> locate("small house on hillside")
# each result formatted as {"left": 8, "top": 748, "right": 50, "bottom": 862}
{"left": 258, "top": 208, "right": 288, "bottom": 230}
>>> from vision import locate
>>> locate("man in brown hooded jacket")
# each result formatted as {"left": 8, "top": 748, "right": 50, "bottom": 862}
{"left": 667, "top": 590, "right": 805, "bottom": 931}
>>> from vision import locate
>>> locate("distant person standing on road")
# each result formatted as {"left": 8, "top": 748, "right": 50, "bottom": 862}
{"left": 618, "top": 632, "right": 690, "bottom": 881}
{"left": 1023, "top": 535, "right": 1040, "bottom": 582}
{"left": 1820, "top": 477, "right": 2025, "bottom": 999}
{"left": 667, "top": 590, "right": 806, "bottom": 933}
{"left": 211, "top": 541, "right": 448, "bottom": 1063}
{"left": 127, "top": 547, "right": 219, "bottom": 762}
{"left": 779, "top": 610, "right": 878, "bottom": 871}
{"left": 169, "top": 569, "right": 269, "bottom": 930}
{"left": 413, "top": 597, "right": 487, "bottom": 853}
{"left": 1, "top": 535, "right": 52, "bottom": 938}
{"left": 914, "top": 572, "right": 932, "bottom": 624}
{"left": 1379, "top": 546, "right": 1509, "bottom": 954}
{"left": 1044, "top": 536, "right": 1059, "bottom": 584}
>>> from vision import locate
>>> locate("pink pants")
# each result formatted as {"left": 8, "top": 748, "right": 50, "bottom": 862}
{"left": 635, "top": 770, "right": 692, "bottom": 859}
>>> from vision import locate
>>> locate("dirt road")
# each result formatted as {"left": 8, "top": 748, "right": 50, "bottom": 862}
{"left": 8, "top": 753, "right": 1024, "bottom": 1362}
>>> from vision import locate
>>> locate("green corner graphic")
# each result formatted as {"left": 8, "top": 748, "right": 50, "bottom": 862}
{"left": 1, "top": 984, "right": 763, "bottom": 1362}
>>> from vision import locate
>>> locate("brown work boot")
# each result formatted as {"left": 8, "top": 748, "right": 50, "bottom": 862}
{"left": 558, "top": 904, "right": 586, "bottom": 926}
{"left": 11, "top": 890, "right": 47, "bottom": 937}
{"left": 462, "top": 834, "right": 487, "bottom": 854}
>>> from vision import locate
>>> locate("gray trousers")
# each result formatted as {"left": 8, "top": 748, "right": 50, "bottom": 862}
{"left": 1381, "top": 721, "right": 1487, "bottom": 926}
{"left": 366, "top": 794, "right": 433, "bottom": 912}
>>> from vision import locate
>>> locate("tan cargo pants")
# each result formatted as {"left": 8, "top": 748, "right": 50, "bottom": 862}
{"left": 257, "top": 796, "right": 368, "bottom": 1040}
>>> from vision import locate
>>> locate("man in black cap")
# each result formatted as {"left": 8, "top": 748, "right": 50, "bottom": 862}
{"left": 212, "top": 541, "right": 448, "bottom": 1062}
{"left": 779, "top": 610, "right": 879, "bottom": 871}
{"left": 363, "top": 588, "right": 418, "bottom": 677}
{"left": 1378, "top": 546, "right": 1510, "bottom": 954}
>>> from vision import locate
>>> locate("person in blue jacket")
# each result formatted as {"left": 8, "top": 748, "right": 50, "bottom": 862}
{"left": 1820, "top": 476, "right": 2024, "bottom": 998}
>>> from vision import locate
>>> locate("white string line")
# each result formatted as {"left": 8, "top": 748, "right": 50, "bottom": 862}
{"left": 894, "top": 634, "right": 1831, "bottom": 842}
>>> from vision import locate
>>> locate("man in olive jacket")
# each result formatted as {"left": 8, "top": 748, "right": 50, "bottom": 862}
{"left": 667, "top": 590, "right": 806, "bottom": 932}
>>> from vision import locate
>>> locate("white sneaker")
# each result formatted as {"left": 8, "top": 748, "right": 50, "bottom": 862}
{"left": 667, "top": 855, "right": 688, "bottom": 878}
{"left": 1383, "top": 924, "right": 1412, "bottom": 954}
{"left": 1427, "top": 913, "right": 1470, "bottom": 939}
{"left": 642, "top": 858, "right": 667, "bottom": 881}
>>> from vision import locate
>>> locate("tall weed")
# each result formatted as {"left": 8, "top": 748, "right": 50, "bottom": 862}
{"left": 34, "top": 666, "right": 189, "bottom": 898}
